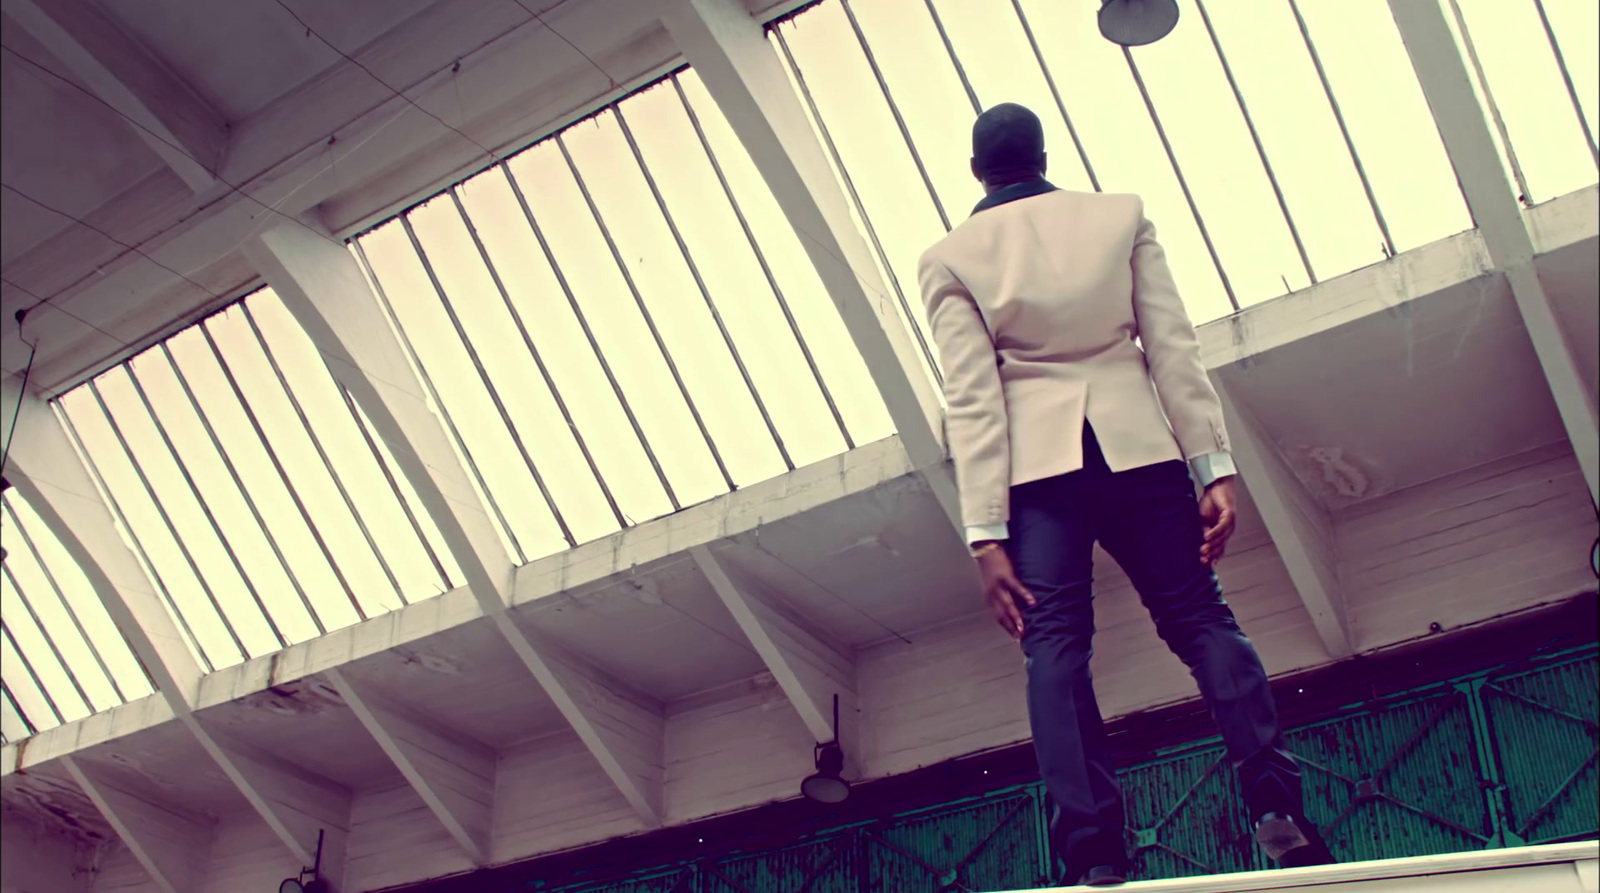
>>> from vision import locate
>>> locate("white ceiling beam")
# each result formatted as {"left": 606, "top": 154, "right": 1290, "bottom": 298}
{"left": 490, "top": 614, "right": 666, "bottom": 825}
{"left": 243, "top": 223, "right": 512, "bottom": 606}
{"left": 689, "top": 545, "right": 857, "bottom": 756}
{"left": 181, "top": 715, "right": 350, "bottom": 888}
{"left": 60, "top": 755, "right": 210, "bottom": 893}
{"left": 0, "top": 375, "right": 203, "bottom": 706}
{"left": 0, "top": 0, "right": 226, "bottom": 192}
{"left": 247, "top": 223, "right": 665, "bottom": 826}
{"left": 1215, "top": 380, "right": 1351, "bottom": 659}
{"left": 1, "top": 374, "right": 350, "bottom": 881}
{"left": 661, "top": 0, "right": 960, "bottom": 529}
{"left": 1387, "top": 0, "right": 1598, "bottom": 507}
{"left": 323, "top": 669, "right": 495, "bottom": 864}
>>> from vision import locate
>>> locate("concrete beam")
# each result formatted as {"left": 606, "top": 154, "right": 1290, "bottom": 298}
{"left": 1388, "top": 0, "right": 1599, "bottom": 507}
{"left": 61, "top": 755, "right": 210, "bottom": 893}
{"left": 181, "top": 715, "right": 350, "bottom": 889}
{"left": 661, "top": 0, "right": 959, "bottom": 528}
{"left": 247, "top": 222, "right": 665, "bottom": 826}
{"left": 0, "top": 375, "right": 203, "bottom": 708}
{"left": 323, "top": 669, "right": 495, "bottom": 864}
{"left": 1215, "top": 381, "right": 1351, "bottom": 659}
{"left": 491, "top": 614, "right": 666, "bottom": 825}
{"left": 689, "top": 545, "right": 857, "bottom": 755}
{"left": 0, "top": 0, "right": 225, "bottom": 192}
{"left": 243, "top": 223, "right": 512, "bottom": 608}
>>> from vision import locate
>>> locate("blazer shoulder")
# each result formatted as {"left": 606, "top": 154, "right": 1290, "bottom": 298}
{"left": 1092, "top": 191, "right": 1145, "bottom": 218}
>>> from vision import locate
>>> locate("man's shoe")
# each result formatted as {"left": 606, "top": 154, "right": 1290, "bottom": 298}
{"left": 1077, "top": 864, "right": 1127, "bottom": 887}
{"left": 1255, "top": 812, "right": 1335, "bottom": 867}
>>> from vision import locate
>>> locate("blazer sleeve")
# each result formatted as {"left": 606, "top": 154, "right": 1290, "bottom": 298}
{"left": 1130, "top": 212, "right": 1232, "bottom": 463}
{"left": 919, "top": 253, "right": 1012, "bottom": 531}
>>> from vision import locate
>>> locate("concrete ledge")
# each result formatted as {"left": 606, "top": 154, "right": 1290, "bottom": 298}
{"left": 4, "top": 436, "right": 915, "bottom": 768}
{"left": 1004, "top": 841, "right": 1599, "bottom": 893}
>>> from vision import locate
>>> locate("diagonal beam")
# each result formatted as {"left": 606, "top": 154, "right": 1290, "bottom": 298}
{"left": 1, "top": 0, "right": 226, "bottom": 191}
{"left": 1215, "top": 380, "right": 1351, "bottom": 659}
{"left": 1387, "top": 0, "right": 1598, "bottom": 507}
{"left": 182, "top": 715, "right": 350, "bottom": 885}
{"left": 1, "top": 375, "right": 202, "bottom": 706}
{"left": 491, "top": 613, "right": 665, "bottom": 825}
{"left": 661, "top": 0, "right": 959, "bottom": 528}
{"left": 61, "top": 755, "right": 210, "bottom": 893}
{"left": 323, "top": 668, "right": 494, "bottom": 864}
{"left": 689, "top": 545, "right": 857, "bottom": 753}
{"left": 250, "top": 223, "right": 665, "bottom": 826}
{"left": 4, "top": 367, "right": 351, "bottom": 885}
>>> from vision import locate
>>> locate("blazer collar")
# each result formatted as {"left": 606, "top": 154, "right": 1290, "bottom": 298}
{"left": 971, "top": 177, "right": 1059, "bottom": 215}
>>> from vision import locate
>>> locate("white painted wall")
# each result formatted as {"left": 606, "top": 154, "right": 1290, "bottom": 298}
{"left": 1, "top": 805, "right": 95, "bottom": 893}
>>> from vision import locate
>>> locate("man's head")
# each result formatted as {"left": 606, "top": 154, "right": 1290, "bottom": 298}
{"left": 971, "top": 103, "right": 1047, "bottom": 191}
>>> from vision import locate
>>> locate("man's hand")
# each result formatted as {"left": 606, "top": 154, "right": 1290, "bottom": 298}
{"left": 1198, "top": 477, "right": 1238, "bottom": 567}
{"left": 973, "top": 543, "right": 1036, "bottom": 640}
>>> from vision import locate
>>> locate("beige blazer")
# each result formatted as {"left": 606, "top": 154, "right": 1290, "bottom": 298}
{"left": 918, "top": 189, "right": 1232, "bottom": 536}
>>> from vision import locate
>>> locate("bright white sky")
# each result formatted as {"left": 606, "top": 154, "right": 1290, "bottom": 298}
{"left": 2, "top": 0, "right": 1595, "bottom": 742}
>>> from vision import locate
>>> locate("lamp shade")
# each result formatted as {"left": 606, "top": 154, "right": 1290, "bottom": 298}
{"left": 1098, "top": 0, "right": 1180, "bottom": 47}
{"left": 801, "top": 741, "right": 850, "bottom": 804}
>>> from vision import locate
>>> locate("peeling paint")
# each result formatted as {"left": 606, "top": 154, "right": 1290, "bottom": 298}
{"left": 1305, "top": 446, "right": 1373, "bottom": 500}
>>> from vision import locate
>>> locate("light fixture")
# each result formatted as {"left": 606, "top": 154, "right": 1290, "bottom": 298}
{"left": 278, "top": 830, "right": 329, "bottom": 893}
{"left": 801, "top": 695, "right": 850, "bottom": 804}
{"left": 1098, "top": 0, "right": 1180, "bottom": 47}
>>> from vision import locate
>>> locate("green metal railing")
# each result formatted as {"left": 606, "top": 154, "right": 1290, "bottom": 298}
{"left": 532, "top": 646, "right": 1597, "bottom": 892}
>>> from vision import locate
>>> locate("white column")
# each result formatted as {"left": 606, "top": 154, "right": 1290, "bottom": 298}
{"left": 1388, "top": 0, "right": 1599, "bottom": 507}
{"left": 1216, "top": 381, "right": 1351, "bottom": 658}
{"left": 246, "top": 223, "right": 667, "bottom": 826}
{"left": 0, "top": 375, "right": 203, "bottom": 706}
{"left": 661, "top": 0, "right": 960, "bottom": 528}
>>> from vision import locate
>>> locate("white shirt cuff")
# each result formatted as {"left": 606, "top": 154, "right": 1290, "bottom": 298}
{"left": 966, "top": 522, "right": 1008, "bottom": 547}
{"left": 1190, "top": 451, "right": 1237, "bottom": 488}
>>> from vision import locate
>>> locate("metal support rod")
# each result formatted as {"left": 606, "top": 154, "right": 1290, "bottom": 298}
{"left": 2, "top": 563, "right": 96, "bottom": 713}
{"left": 53, "top": 403, "right": 213, "bottom": 673}
{"left": 1195, "top": 0, "right": 1316, "bottom": 286}
{"left": 1007, "top": 0, "right": 1101, "bottom": 193}
{"left": 1, "top": 678, "right": 38, "bottom": 738}
{"left": 2, "top": 497, "right": 129, "bottom": 701}
{"left": 499, "top": 164, "right": 680, "bottom": 512}
{"left": 447, "top": 187, "right": 628, "bottom": 529}
{"left": 1443, "top": 0, "right": 1532, "bottom": 205}
{"left": 1121, "top": 47, "right": 1238, "bottom": 311}
{"left": 613, "top": 104, "right": 795, "bottom": 473}
{"left": 196, "top": 322, "right": 347, "bottom": 634}
{"left": 1531, "top": 0, "right": 1598, "bottom": 171}
{"left": 401, "top": 214, "right": 574, "bottom": 552}
{"left": 337, "top": 385, "right": 452, "bottom": 594}
{"left": 1, "top": 621, "right": 63, "bottom": 725}
{"left": 1286, "top": 0, "right": 1396, "bottom": 257}
{"left": 838, "top": 0, "right": 955, "bottom": 232}
{"left": 86, "top": 378, "right": 250, "bottom": 662}
{"left": 351, "top": 239, "right": 527, "bottom": 560}
{"left": 122, "top": 362, "right": 288, "bottom": 648}
{"left": 239, "top": 300, "right": 407, "bottom": 613}
{"left": 159, "top": 341, "right": 322, "bottom": 620}
{"left": 556, "top": 132, "right": 736, "bottom": 494}
{"left": 671, "top": 74, "right": 854, "bottom": 450}
{"left": 772, "top": 27, "right": 942, "bottom": 389}
{"left": 922, "top": 0, "right": 981, "bottom": 115}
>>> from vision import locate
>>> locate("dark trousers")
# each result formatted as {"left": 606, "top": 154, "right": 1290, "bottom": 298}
{"left": 1012, "top": 424, "right": 1303, "bottom": 882}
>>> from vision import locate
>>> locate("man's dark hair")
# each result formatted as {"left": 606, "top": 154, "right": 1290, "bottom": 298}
{"left": 972, "top": 103, "right": 1046, "bottom": 186}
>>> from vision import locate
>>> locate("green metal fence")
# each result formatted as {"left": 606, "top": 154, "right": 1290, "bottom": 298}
{"left": 532, "top": 647, "right": 1598, "bottom": 892}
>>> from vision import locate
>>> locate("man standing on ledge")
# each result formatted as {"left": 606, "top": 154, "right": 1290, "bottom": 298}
{"left": 917, "top": 103, "right": 1335, "bottom": 887}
